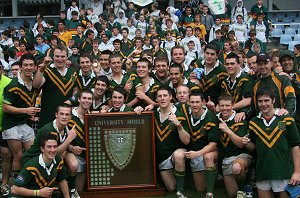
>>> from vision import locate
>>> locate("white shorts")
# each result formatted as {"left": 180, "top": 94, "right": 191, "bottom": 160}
{"left": 256, "top": 179, "right": 290, "bottom": 192}
{"left": 158, "top": 155, "right": 174, "bottom": 170}
{"left": 222, "top": 153, "right": 252, "bottom": 176}
{"left": 2, "top": 123, "right": 35, "bottom": 142}
{"left": 190, "top": 155, "right": 205, "bottom": 172}
{"left": 77, "top": 156, "right": 86, "bottom": 173}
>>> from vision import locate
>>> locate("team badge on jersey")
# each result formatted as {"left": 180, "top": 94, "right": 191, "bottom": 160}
{"left": 211, "top": 75, "right": 218, "bottom": 83}
{"left": 278, "top": 121, "right": 286, "bottom": 131}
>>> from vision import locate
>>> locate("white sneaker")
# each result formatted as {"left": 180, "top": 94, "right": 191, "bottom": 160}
{"left": 205, "top": 192, "right": 214, "bottom": 198}
{"left": 176, "top": 191, "right": 187, "bottom": 198}
{"left": 70, "top": 189, "right": 80, "bottom": 198}
{"left": 236, "top": 191, "right": 247, "bottom": 198}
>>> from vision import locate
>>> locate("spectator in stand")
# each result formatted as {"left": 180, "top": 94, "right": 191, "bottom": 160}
{"left": 83, "top": 0, "right": 104, "bottom": 16}
{"left": 250, "top": 13, "right": 270, "bottom": 45}
{"left": 209, "top": 17, "right": 223, "bottom": 42}
{"left": 229, "top": 15, "right": 248, "bottom": 47}
{"left": 179, "top": 6, "right": 194, "bottom": 29}
{"left": 86, "top": 8, "right": 99, "bottom": 25}
{"left": 201, "top": 5, "right": 214, "bottom": 42}
{"left": 35, "top": 35, "right": 50, "bottom": 54}
{"left": 244, "top": 30, "right": 266, "bottom": 54}
{"left": 231, "top": 0, "right": 248, "bottom": 24}
{"left": 250, "top": 0, "right": 269, "bottom": 21}
{"left": 67, "top": 0, "right": 80, "bottom": 20}
{"left": 32, "top": 14, "right": 47, "bottom": 37}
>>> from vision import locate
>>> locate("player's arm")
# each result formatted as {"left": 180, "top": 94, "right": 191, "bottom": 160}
{"left": 219, "top": 120, "right": 245, "bottom": 148}
{"left": 127, "top": 85, "right": 143, "bottom": 107}
{"left": 33, "top": 57, "right": 50, "bottom": 88}
{"left": 169, "top": 113, "right": 190, "bottom": 145}
{"left": 11, "top": 186, "right": 36, "bottom": 197}
{"left": 2, "top": 103, "right": 40, "bottom": 116}
{"left": 57, "top": 126, "right": 77, "bottom": 156}
{"left": 59, "top": 179, "right": 70, "bottom": 198}
{"left": 233, "top": 97, "right": 252, "bottom": 111}
{"left": 290, "top": 146, "right": 300, "bottom": 185}
{"left": 196, "top": 142, "right": 217, "bottom": 157}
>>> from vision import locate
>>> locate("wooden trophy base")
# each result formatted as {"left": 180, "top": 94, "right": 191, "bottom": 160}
{"left": 80, "top": 187, "right": 166, "bottom": 198}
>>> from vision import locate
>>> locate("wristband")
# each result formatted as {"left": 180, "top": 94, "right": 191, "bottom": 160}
{"left": 33, "top": 190, "right": 36, "bottom": 196}
{"left": 37, "top": 190, "right": 40, "bottom": 196}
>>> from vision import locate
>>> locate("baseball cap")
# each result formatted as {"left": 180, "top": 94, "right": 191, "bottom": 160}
{"left": 256, "top": 53, "right": 270, "bottom": 62}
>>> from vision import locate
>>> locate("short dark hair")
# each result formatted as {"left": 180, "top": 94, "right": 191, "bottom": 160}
{"left": 218, "top": 93, "right": 233, "bottom": 104}
{"left": 78, "top": 88, "right": 93, "bottom": 98}
{"left": 113, "top": 86, "right": 128, "bottom": 100}
{"left": 225, "top": 53, "right": 239, "bottom": 64}
{"left": 256, "top": 87, "right": 275, "bottom": 101}
{"left": 189, "top": 90, "right": 203, "bottom": 99}
{"left": 205, "top": 42, "right": 220, "bottom": 54}
{"left": 56, "top": 103, "right": 72, "bottom": 113}
{"left": 113, "top": 39, "right": 121, "bottom": 45}
{"left": 154, "top": 54, "right": 169, "bottom": 66}
{"left": 137, "top": 57, "right": 151, "bottom": 69}
{"left": 40, "top": 132, "right": 58, "bottom": 148}
{"left": 109, "top": 53, "right": 122, "bottom": 62}
{"left": 156, "top": 85, "right": 172, "bottom": 97}
{"left": 171, "top": 45, "right": 184, "bottom": 56}
{"left": 95, "top": 75, "right": 110, "bottom": 87}
{"left": 20, "top": 53, "right": 35, "bottom": 66}
{"left": 170, "top": 63, "right": 183, "bottom": 73}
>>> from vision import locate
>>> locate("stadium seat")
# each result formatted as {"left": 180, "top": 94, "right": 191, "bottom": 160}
{"left": 288, "top": 41, "right": 298, "bottom": 51}
{"left": 271, "top": 28, "right": 283, "bottom": 37}
{"left": 285, "top": 27, "right": 296, "bottom": 36}
{"left": 282, "top": 17, "right": 292, "bottom": 23}
{"left": 294, "top": 34, "right": 300, "bottom": 42}
{"left": 287, "top": 12, "right": 297, "bottom": 18}
{"left": 280, "top": 35, "right": 293, "bottom": 45}
{"left": 289, "top": 24, "right": 300, "bottom": 29}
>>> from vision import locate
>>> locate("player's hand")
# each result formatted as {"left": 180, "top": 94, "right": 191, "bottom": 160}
{"left": 277, "top": 108, "right": 289, "bottom": 116}
{"left": 145, "top": 104, "right": 154, "bottom": 111}
{"left": 234, "top": 112, "right": 246, "bottom": 122}
{"left": 135, "top": 90, "right": 146, "bottom": 100}
{"left": 39, "top": 187, "right": 58, "bottom": 198}
{"left": 25, "top": 107, "right": 41, "bottom": 116}
{"left": 124, "top": 80, "right": 132, "bottom": 92}
{"left": 219, "top": 119, "right": 231, "bottom": 134}
{"left": 134, "top": 106, "right": 144, "bottom": 115}
{"left": 242, "top": 134, "right": 251, "bottom": 145}
{"left": 168, "top": 112, "right": 180, "bottom": 126}
{"left": 206, "top": 96, "right": 215, "bottom": 112}
{"left": 67, "top": 125, "right": 77, "bottom": 141}
{"left": 185, "top": 151, "right": 199, "bottom": 159}
{"left": 72, "top": 146, "right": 86, "bottom": 155}
{"left": 290, "top": 171, "right": 300, "bottom": 185}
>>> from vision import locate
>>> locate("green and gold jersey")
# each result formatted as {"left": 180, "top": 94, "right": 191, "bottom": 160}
{"left": 121, "top": 39, "right": 134, "bottom": 56}
{"left": 15, "top": 154, "right": 67, "bottom": 191}
{"left": 22, "top": 121, "right": 69, "bottom": 165}
{"left": 89, "top": 50, "right": 101, "bottom": 61}
{"left": 154, "top": 105, "right": 190, "bottom": 163}
{"left": 217, "top": 112, "right": 249, "bottom": 158}
{"left": 253, "top": 72, "right": 296, "bottom": 116}
{"left": 68, "top": 108, "right": 86, "bottom": 157}
{"left": 182, "top": 105, "right": 219, "bottom": 151}
{"left": 39, "top": 65, "right": 78, "bottom": 128}
{"left": 109, "top": 70, "right": 142, "bottom": 103}
{"left": 197, "top": 59, "right": 229, "bottom": 104}
{"left": 221, "top": 71, "right": 253, "bottom": 103}
{"left": 2, "top": 77, "right": 39, "bottom": 130}
{"left": 249, "top": 111, "right": 300, "bottom": 181}
{"left": 81, "top": 40, "right": 93, "bottom": 54}
{"left": 76, "top": 70, "right": 97, "bottom": 90}
{"left": 144, "top": 77, "right": 160, "bottom": 102}
{"left": 108, "top": 104, "right": 133, "bottom": 112}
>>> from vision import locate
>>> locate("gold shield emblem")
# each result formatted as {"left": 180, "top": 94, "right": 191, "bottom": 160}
{"left": 104, "top": 128, "right": 136, "bottom": 170}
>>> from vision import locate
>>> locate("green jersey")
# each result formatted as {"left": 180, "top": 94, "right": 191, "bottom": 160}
{"left": 221, "top": 71, "right": 253, "bottom": 113}
{"left": 253, "top": 71, "right": 296, "bottom": 116}
{"left": 249, "top": 111, "right": 300, "bottom": 180}
{"left": 121, "top": 39, "right": 134, "bottom": 56}
{"left": 0, "top": 75, "right": 11, "bottom": 131}
{"left": 182, "top": 105, "right": 219, "bottom": 151}
{"left": 216, "top": 112, "right": 249, "bottom": 158}
{"left": 2, "top": 77, "right": 39, "bottom": 130}
{"left": 154, "top": 105, "right": 190, "bottom": 164}
{"left": 109, "top": 70, "right": 143, "bottom": 104}
{"left": 197, "top": 59, "right": 229, "bottom": 104}
{"left": 15, "top": 154, "right": 67, "bottom": 191}
{"left": 168, "top": 77, "right": 201, "bottom": 102}
{"left": 76, "top": 70, "right": 97, "bottom": 90}
{"left": 80, "top": 39, "right": 93, "bottom": 54}
{"left": 108, "top": 104, "right": 133, "bottom": 112}
{"left": 22, "top": 121, "right": 69, "bottom": 164}
{"left": 68, "top": 108, "right": 86, "bottom": 157}
{"left": 39, "top": 65, "right": 78, "bottom": 128}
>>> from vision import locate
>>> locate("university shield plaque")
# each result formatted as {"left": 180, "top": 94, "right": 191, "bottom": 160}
{"left": 85, "top": 112, "right": 156, "bottom": 191}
